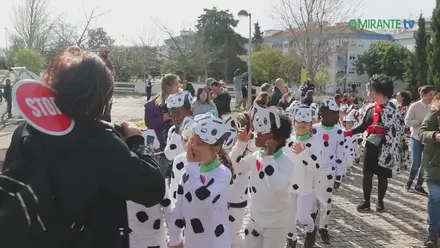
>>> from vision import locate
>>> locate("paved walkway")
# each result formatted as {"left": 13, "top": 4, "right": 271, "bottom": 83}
{"left": 0, "top": 95, "right": 430, "bottom": 247}
{"left": 283, "top": 165, "right": 429, "bottom": 247}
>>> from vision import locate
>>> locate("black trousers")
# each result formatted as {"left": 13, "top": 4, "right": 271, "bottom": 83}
{"left": 6, "top": 100, "right": 12, "bottom": 115}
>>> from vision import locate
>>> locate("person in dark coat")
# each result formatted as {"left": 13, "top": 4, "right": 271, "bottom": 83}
{"left": 4, "top": 78, "right": 13, "bottom": 118}
{"left": 3, "top": 51, "right": 166, "bottom": 248}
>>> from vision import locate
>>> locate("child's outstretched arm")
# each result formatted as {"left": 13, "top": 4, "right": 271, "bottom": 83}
{"left": 335, "top": 129, "right": 346, "bottom": 184}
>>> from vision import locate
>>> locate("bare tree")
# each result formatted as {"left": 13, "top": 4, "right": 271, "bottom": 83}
{"left": 191, "top": 29, "right": 224, "bottom": 79}
{"left": 274, "top": 0, "right": 364, "bottom": 78}
{"left": 151, "top": 18, "right": 199, "bottom": 79}
{"left": 10, "top": 0, "right": 53, "bottom": 50}
{"left": 75, "top": 6, "right": 111, "bottom": 46}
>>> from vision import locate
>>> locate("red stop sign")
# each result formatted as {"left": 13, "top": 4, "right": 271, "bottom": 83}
{"left": 12, "top": 80, "right": 74, "bottom": 135}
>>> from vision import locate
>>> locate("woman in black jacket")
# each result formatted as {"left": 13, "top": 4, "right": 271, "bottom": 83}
{"left": 3, "top": 51, "right": 166, "bottom": 248}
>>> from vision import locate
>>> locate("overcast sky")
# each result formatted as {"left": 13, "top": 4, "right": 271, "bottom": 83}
{"left": 0, "top": 0, "right": 435, "bottom": 48}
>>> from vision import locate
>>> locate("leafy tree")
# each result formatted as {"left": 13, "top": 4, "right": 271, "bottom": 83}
{"left": 252, "top": 21, "right": 264, "bottom": 51}
{"left": 12, "top": 48, "right": 45, "bottom": 73}
{"left": 251, "top": 47, "right": 284, "bottom": 83}
{"left": 429, "top": 1, "right": 440, "bottom": 89}
{"left": 415, "top": 14, "right": 429, "bottom": 87}
{"left": 196, "top": 7, "right": 247, "bottom": 81}
{"left": 87, "top": 28, "right": 115, "bottom": 52}
{"left": 403, "top": 52, "right": 418, "bottom": 97}
{"left": 354, "top": 41, "right": 410, "bottom": 80}
{"left": 280, "top": 48, "right": 302, "bottom": 83}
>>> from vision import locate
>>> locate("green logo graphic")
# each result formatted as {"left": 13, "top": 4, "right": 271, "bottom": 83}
{"left": 348, "top": 19, "right": 416, "bottom": 30}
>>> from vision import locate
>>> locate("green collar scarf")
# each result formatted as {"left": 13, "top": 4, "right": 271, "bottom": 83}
{"left": 296, "top": 133, "right": 311, "bottom": 141}
{"left": 200, "top": 160, "right": 220, "bottom": 173}
{"left": 258, "top": 147, "right": 283, "bottom": 159}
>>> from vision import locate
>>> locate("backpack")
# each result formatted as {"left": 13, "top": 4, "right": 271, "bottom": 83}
{"left": 0, "top": 122, "right": 116, "bottom": 248}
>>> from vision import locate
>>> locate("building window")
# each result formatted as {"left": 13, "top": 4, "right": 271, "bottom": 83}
{"left": 337, "top": 56, "right": 341, "bottom": 60}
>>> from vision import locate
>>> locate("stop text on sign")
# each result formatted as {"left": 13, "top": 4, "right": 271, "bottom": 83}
{"left": 25, "top": 97, "right": 62, "bottom": 117}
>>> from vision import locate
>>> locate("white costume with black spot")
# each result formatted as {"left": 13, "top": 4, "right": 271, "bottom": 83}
{"left": 228, "top": 170, "right": 249, "bottom": 248}
{"left": 164, "top": 126, "right": 185, "bottom": 160}
{"left": 127, "top": 182, "right": 173, "bottom": 248}
{"left": 311, "top": 123, "right": 345, "bottom": 230}
{"left": 342, "top": 114, "right": 357, "bottom": 171}
{"left": 168, "top": 162, "right": 232, "bottom": 248}
{"left": 170, "top": 152, "right": 188, "bottom": 204}
{"left": 284, "top": 104, "right": 321, "bottom": 241}
{"left": 164, "top": 93, "right": 194, "bottom": 160}
{"left": 230, "top": 142, "right": 293, "bottom": 248}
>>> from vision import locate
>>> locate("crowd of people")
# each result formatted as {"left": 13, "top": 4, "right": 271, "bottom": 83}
{"left": 0, "top": 44, "right": 439, "bottom": 248}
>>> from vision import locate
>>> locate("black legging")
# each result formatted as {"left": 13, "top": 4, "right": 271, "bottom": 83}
{"left": 363, "top": 170, "right": 388, "bottom": 202}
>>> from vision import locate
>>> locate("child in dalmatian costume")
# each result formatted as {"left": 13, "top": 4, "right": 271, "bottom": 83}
{"left": 164, "top": 91, "right": 193, "bottom": 161}
{"left": 169, "top": 116, "right": 195, "bottom": 204}
{"left": 311, "top": 98, "right": 346, "bottom": 244}
{"left": 283, "top": 104, "right": 321, "bottom": 248}
{"left": 168, "top": 113, "right": 236, "bottom": 248}
{"left": 127, "top": 182, "right": 173, "bottom": 248}
{"left": 342, "top": 113, "right": 357, "bottom": 174}
{"left": 225, "top": 112, "right": 253, "bottom": 248}
{"left": 230, "top": 103, "right": 293, "bottom": 248}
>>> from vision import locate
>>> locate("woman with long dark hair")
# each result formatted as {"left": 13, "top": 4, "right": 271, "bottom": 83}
{"left": 191, "top": 87, "right": 217, "bottom": 116}
{"left": 2, "top": 51, "right": 166, "bottom": 248}
{"left": 344, "top": 74, "right": 404, "bottom": 212}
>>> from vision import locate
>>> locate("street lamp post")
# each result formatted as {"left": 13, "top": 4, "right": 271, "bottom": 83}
{"left": 238, "top": 10, "right": 252, "bottom": 107}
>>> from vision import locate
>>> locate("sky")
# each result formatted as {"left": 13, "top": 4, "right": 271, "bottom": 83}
{"left": 0, "top": 0, "right": 436, "bottom": 48}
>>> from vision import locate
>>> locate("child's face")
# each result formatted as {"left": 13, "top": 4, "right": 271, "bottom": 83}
{"left": 321, "top": 109, "right": 339, "bottom": 126}
{"left": 169, "top": 107, "right": 191, "bottom": 126}
{"left": 255, "top": 131, "right": 273, "bottom": 148}
{"left": 294, "top": 121, "right": 312, "bottom": 135}
{"left": 344, "top": 121, "right": 354, "bottom": 129}
{"left": 188, "top": 134, "right": 219, "bottom": 164}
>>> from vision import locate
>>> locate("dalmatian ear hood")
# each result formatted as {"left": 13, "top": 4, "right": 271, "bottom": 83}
{"left": 321, "top": 97, "right": 340, "bottom": 111}
{"left": 250, "top": 102, "right": 281, "bottom": 134}
{"left": 293, "top": 104, "right": 314, "bottom": 123}
{"left": 343, "top": 112, "right": 356, "bottom": 122}
{"left": 287, "top": 100, "right": 301, "bottom": 118}
{"left": 310, "top": 102, "right": 319, "bottom": 120}
{"left": 165, "top": 91, "right": 193, "bottom": 109}
{"left": 191, "top": 113, "right": 237, "bottom": 149}
{"left": 180, "top": 116, "right": 195, "bottom": 140}
{"left": 340, "top": 103, "right": 349, "bottom": 113}
{"left": 222, "top": 113, "right": 243, "bottom": 149}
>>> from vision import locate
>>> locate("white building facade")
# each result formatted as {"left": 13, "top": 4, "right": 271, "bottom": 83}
{"left": 263, "top": 28, "right": 417, "bottom": 95}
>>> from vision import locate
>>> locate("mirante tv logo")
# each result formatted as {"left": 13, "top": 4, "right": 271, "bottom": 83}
{"left": 348, "top": 19, "right": 416, "bottom": 30}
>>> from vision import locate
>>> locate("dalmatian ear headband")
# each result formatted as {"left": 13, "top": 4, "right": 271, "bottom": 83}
{"left": 165, "top": 91, "right": 193, "bottom": 109}
{"left": 293, "top": 104, "right": 313, "bottom": 123}
{"left": 251, "top": 102, "right": 281, "bottom": 134}
{"left": 321, "top": 97, "right": 340, "bottom": 111}
{"left": 286, "top": 100, "right": 301, "bottom": 118}
{"left": 343, "top": 112, "right": 356, "bottom": 122}
{"left": 222, "top": 114, "right": 242, "bottom": 149}
{"left": 191, "top": 113, "right": 237, "bottom": 149}
{"left": 180, "top": 116, "right": 195, "bottom": 140}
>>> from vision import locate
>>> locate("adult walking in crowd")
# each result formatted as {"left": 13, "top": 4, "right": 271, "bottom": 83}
{"left": 268, "top": 78, "right": 286, "bottom": 107}
{"left": 99, "top": 44, "right": 115, "bottom": 122}
{"left": 299, "top": 78, "right": 315, "bottom": 98}
{"left": 3, "top": 78, "right": 13, "bottom": 118}
{"left": 210, "top": 80, "right": 231, "bottom": 118}
{"left": 233, "top": 69, "right": 248, "bottom": 109}
{"left": 144, "top": 74, "right": 179, "bottom": 150}
{"left": 405, "top": 85, "right": 436, "bottom": 194}
{"left": 395, "top": 91, "right": 412, "bottom": 170}
{"left": 2, "top": 51, "right": 165, "bottom": 248}
{"left": 344, "top": 74, "right": 404, "bottom": 212}
{"left": 419, "top": 93, "right": 440, "bottom": 248}
{"left": 183, "top": 76, "right": 195, "bottom": 96}
{"left": 191, "top": 88, "right": 218, "bottom": 117}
